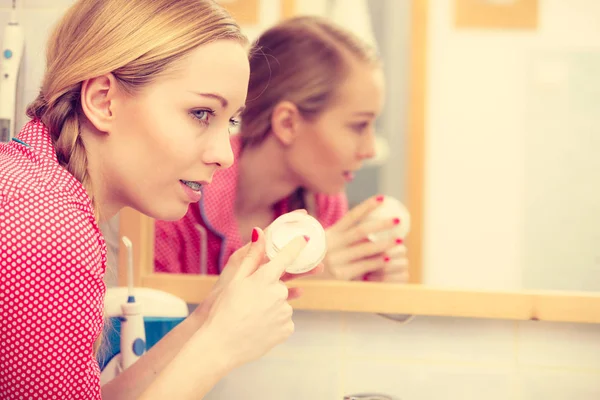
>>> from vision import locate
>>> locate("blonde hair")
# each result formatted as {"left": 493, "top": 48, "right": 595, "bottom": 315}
{"left": 27, "top": 0, "right": 246, "bottom": 219}
{"left": 25, "top": 0, "right": 245, "bottom": 356}
{"left": 241, "top": 16, "right": 380, "bottom": 147}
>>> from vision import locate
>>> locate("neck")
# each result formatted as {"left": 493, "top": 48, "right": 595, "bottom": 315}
{"left": 236, "top": 135, "right": 301, "bottom": 216}
{"left": 80, "top": 125, "right": 122, "bottom": 223}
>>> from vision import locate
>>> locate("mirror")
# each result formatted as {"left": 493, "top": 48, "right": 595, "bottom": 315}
{"left": 149, "top": 0, "right": 423, "bottom": 284}
{"left": 113, "top": 0, "right": 600, "bottom": 324}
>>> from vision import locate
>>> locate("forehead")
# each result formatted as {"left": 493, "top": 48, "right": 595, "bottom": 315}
{"left": 328, "top": 64, "right": 385, "bottom": 114}
{"left": 157, "top": 40, "right": 250, "bottom": 99}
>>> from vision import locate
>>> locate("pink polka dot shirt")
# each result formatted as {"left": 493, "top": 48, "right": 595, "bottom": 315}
{"left": 154, "top": 135, "right": 349, "bottom": 275}
{"left": 0, "top": 120, "right": 106, "bottom": 399}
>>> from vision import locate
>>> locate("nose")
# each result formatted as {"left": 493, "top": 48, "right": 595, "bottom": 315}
{"left": 357, "top": 133, "right": 377, "bottom": 160}
{"left": 202, "top": 129, "right": 234, "bottom": 169}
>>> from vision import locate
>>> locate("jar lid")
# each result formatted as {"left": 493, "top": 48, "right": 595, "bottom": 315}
{"left": 265, "top": 212, "right": 327, "bottom": 274}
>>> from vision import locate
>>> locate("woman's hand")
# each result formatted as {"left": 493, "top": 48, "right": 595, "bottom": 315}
{"left": 323, "top": 195, "right": 409, "bottom": 282}
{"left": 198, "top": 223, "right": 320, "bottom": 370}
{"left": 204, "top": 209, "right": 322, "bottom": 303}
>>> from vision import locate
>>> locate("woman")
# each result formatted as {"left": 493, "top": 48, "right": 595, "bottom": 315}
{"left": 155, "top": 16, "right": 408, "bottom": 282}
{"left": 0, "top": 1, "right": 317, "bottom": 399}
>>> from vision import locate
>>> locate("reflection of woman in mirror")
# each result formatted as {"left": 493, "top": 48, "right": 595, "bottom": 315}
{"left": 155, "top": 16, "right": 408, "bottom": 283}
{"left": 0, "top": 1, "right": 318, "bottom": 398}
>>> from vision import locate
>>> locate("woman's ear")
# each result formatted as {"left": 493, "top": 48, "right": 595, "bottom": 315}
{"left": 270, "top": 100, "right": 302, "bottom": 145}
{"left": 80, "top": 73, "right": 119, "bottom": 134}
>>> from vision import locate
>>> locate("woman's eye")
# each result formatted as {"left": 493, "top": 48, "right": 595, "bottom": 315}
{"left": 191, "top": 109, "right": 212, "bottom": 122}
{"left": 351, "top": 122, "right": 369, "bottom": 133}
{"left": 190, "top": 110, "right": 215, "bottom": 124}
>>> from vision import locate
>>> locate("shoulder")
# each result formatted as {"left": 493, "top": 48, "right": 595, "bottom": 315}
{"left": 1, "top": 142, "right": 89, "bottom": 211}
{"left": 0, "top": 188, "right": 105, "bottom": 277}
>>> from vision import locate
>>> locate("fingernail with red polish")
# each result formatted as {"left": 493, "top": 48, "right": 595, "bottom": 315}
{"left": 303, "top": 235, "right": 310, "bottom": 242}
{"left": 252, "top": 228, "right": 259, "bottom": 243}
{"left": 393, "top": 217, "right": 400, "bottom": 225}
{"left": 396, "top": 238, "right": 403, "bottom": 244}
{"left": 384, "top": 256, "right": 391, "bottom": 262}
{"left": 376, "top": 195, "right": 384, "bottom": 202}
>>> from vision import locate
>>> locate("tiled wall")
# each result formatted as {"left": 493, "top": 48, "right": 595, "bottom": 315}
{"left": 205, "top": 311, "right": 600, "bottom": 399}
{"left": 3, "top": 1, "right": 600, "bottom": 399}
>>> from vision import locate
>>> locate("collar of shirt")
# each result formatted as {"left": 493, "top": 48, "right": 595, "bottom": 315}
{"left": 17, "top": 119, "right": 58, "bottom": 162}
{"left": 10, "top": 119, "right": 93, "bottom": 214}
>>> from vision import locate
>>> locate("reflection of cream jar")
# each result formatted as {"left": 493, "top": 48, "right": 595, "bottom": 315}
{"left": 365, "top": 196, "right": 411, "bottom": 242}
{"left": 265, "top": 212, "right": 327, "bottom": 274}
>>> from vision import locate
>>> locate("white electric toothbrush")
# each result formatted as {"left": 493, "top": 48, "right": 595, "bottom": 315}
{"left": 0, "top": 0, "right": 24, "bottom": 142}
{"left": 119, "top": 236, "right": 147, "bottom": 370}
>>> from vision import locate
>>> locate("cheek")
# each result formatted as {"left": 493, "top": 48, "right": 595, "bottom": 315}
{"left": 142, "top": 101, "right": 201, "bottom": 159}
{"left": 117, "top": 105, "right": 191, "bottom": 182}
{"left": 317, "top": 131, "right": 353, "bottom": 166}
{"left": 296, "top": 129, "right": 331, "bottom": 165}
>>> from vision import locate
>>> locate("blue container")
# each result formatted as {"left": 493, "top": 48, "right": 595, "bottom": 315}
{"left": 98, "top": 316, "right": 185, "bottom": 370}
{"left": 98, "top": 287, "right": 189, "bottom": 372}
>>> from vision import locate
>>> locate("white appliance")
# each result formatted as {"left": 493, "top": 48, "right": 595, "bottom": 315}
{"left": 99, "top": 237, "right": 189, "bottom": 385}
{"left": 0, "top": 0, "right": 24, "bottom": 142}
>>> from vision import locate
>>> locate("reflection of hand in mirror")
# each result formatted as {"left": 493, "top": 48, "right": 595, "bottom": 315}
{"left": 322, "top": 195, "right": 409, "bottom": 282}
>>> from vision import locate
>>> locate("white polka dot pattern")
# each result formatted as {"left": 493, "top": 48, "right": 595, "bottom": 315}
{"left": 0, "top": 121, "right": 106, "bottom": 399}
{"left": 154, "top": 135, "right": 349, "bottom": 274}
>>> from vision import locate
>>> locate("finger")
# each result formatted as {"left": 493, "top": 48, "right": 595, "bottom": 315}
{"left": 235, "top": 227, "right": 266, "bottom": 279}
{"left": 256, "top": 235, "right": 309, "bottom": 281}
{"left": 365, "top": 269, "right": 409, "bottom": 283}
{"left": 382, "top": 257, "right": 408, "bottom": 271}
{"left": 383, "top": 261, "right": 409, "bottom": 274}
{"left": 227, "top": 241, "right": 252, "bottom": 266}
{"left": 331, "top": 256, "right": 389, "bottom": 281}
{"left": 366, "top": 261, "right": 409, "bottom": 280}
{"left": 340, "top": 237, "right": 403, "bottom": 264}
{"left": 287, "top": 287, "right": 304, "bottom": 300}
{"left": 281, "top": 263, "right": 324, "bottom": 282}
{"left": 274, "top": 280, "right": 291, "bottom": 301}
{"left": 384, "top": 244, "right": 407, "bottom": 258}
{"left": 341, "top": 217, "right": 402, "bottom": 247}
{"left": 333, "top": 195, "right": 385, "bottom": 232}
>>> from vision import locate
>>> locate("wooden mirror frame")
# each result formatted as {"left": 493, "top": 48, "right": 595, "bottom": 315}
{"left": 117, "top": 0, "right": 600, "bottom": 324}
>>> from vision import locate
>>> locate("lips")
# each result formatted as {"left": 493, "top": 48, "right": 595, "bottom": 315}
{"left": 180, "top": 180, "right": 203, "bottom": 191}
{"left": 343, "top": 171, "right": 355, "bottom": 182}
{"left": 179, "top": 179, "right": 206, "bottom": 203}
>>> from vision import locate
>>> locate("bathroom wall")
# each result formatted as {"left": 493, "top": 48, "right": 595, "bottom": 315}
{"left": 206, "top": 310, "right": 600, "bottom": 399}
{"left": 2, "top": 0, "right": 599, "bottom": 399}
{"left": 423, "top": 0, "right": 600, "bottom": 292}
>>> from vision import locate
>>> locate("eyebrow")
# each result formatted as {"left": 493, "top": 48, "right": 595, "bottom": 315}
{"left": 189, "top": 91, "right": 245, "bottom": 114}
{"left": 352, "top": 111, "right": 376, "bottom": 117}
{"left": 190, "top": 92, "right": 228, "bottom": 107}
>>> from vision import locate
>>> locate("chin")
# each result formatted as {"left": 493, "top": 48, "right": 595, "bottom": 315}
{"left": 134, "top": 199, "right": 190, "bottom": 221}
